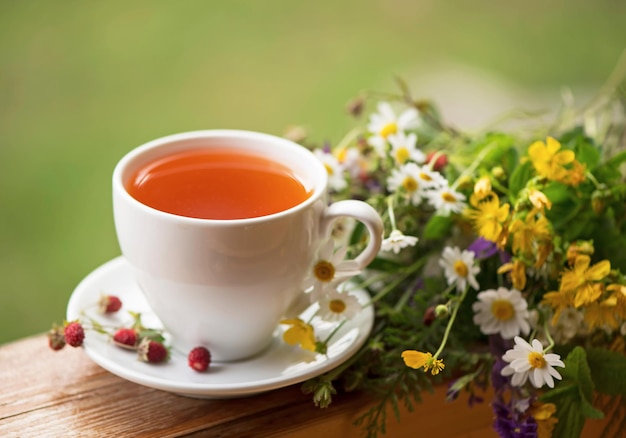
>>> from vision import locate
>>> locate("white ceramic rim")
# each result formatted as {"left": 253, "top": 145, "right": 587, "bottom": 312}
{"left": 112, "top": 130, "right": 329, "bottom": 226}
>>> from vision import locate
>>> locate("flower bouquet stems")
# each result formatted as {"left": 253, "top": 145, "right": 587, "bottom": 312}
{"left": 296, "top": 53, "right": 626, "bottom": 438}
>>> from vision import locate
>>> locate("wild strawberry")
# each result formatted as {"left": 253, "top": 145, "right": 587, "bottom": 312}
{"left": 425, "top": 151, "right": 448, "bottom": 172}
{"left": 422, "top": 306, "right": 436, "bottom": 327}
{"left": 113, "top": 328, "right": 138, "bottom": 349}
{"left": 137, "top": 338, "right": 168, "bottom": 363}
{"left": 99, "top": 294, "right": 122, "bottom": 313}
{"left": 64, "top": 321, "right": 85, "bottom": 347}
{"left": 188, "top": 346, "right": 211, "bottom": 372}
{"left": 48, "top": 324, "right": 66, "bottom": 351}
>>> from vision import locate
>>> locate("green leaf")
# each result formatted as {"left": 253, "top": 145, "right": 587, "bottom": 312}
{"left": 367, "top": 257, "right": 406, "bottom": 272}
{"left": 550, "top": 397, "right": 587, "bottom": 437}
{"left": 422, "top": 214, "right": 453, "bottom": 240}
{"left": 543, "top": 183, "right": 583, "bottom": 230}
{"left": 349, "top": 221, "right": 366, "bottom": 246}
{"left": 562, "top": 129, "right": 601, "bottom": 169}
{"left": 541, "top": 347, "right": 604, "bottom": 437}
{"left": 508, "top": 161, "right": 534, "bottom": 198}
{"left": 560, "top": 347, "right": 595, "bottom": 402}
{"left": 586, "top": 348, "right": 626, "bottom": 396}
{"left": 606, "top": 149, "right": 626, "bottom": 168}
{"left": 478, "top": 132, "right": 519, "bottom": 176}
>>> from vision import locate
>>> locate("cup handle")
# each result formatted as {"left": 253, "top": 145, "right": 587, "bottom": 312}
{"left": 283, "top": 199, "right": 384, "bottom": 319}
{"left": 320, "top": 199, "right": 384, "bottom": 269}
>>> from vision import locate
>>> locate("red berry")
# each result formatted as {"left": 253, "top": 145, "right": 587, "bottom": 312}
{"left": 422, "top": 306, "right": 436, "bottom": 327}
{"left": 425, "top": 151, "right": 448, "bottom": 172}
{"left": 138, "top": 338, "right": 168, "bottom": 363}
{"left": 48, "top": 325, "right": 66, "bottom": 351}
{"left": 113, "top": 328, "right": 138, "bottom": 348}
{"left": 99, "top": 295, "right": 122, "bottom": 313}
{"left": 188, "top": 346, "right": 211, "bottom": 372}
{"left": 64, "top": 321, "right": 85, "bottom": 347}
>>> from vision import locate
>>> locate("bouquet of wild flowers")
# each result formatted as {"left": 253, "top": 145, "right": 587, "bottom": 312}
{"left": 293, "top": 64, "right": 626, "bottom": 438}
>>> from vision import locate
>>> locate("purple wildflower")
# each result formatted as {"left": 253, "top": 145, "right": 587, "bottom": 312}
{"left": 492, "top": 401, "right": 538, "bottom": 438}
{"left": 468, "top": 237, "right": 499, "bottom": 259}
{"left": 467, "top": 237, "right": 512, "bottom": 265}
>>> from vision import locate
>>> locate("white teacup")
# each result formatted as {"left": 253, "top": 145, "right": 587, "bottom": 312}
{"left": 112, "top": 130, "right": 383, "bottom": 361}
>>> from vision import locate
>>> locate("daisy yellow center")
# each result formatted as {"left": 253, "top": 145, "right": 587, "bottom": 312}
{"left": 419, "top": 172, "right": 432, "bottom": 181}
{"left": 402, "top": 176, "right": 418, "bottom": 192}
{"left": 314, "top": 260, "right": 335, "bottom": 282}
{"left": 491, "top": 300, "right": 515, "bottom": 321}
{"left": 379, "top": 122, "right": 397, "bottom": 138}
{"left": 324, "top": 163, "right": 334, "bottom": 175}
{"left": 395, "top": 147, "right": 410, "bottom": 163}
{"left": 329, "top": 299, "right": 346, "bottom": 314}
{"left": 335, "top": 147, "right": 347, "bottom": 162}
{"left": 442, "top": 191, "right": 457, "bottom": 203}
{"left": 453, "top": 260, "right": 468, "bottom": 277}
{"left": 528, "top": 351, "right": 547, "bottom": 369}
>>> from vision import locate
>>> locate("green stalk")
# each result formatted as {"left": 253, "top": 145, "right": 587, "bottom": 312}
{"left": 433, "top": 286, "right": 469, "bottom": 359}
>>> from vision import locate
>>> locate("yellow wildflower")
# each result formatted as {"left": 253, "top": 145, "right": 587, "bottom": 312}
{"left": 401, "top": 350, "right": 445, "bottom": 375}
{"left": 541, "top": 290, "right": 574, "bottom": 326}
{"left": 566, "top": 241, "right": 595, "bottom": 266}
{"left": 508, "top": 211, "right": 551, "bottom": 258}
{"left": 473, "top": 176, "right": 492, "bottom": 201}
{"left": 466, "top": 193, "right": 510, "bottom": 242}
{"left": 560, "top": 255, "right": 610, "bottom": 308}
{"left": 535, "top": 241, "right": 553, "bottom": 269}
{"left": 607, "top": 284, "right": 626, "bottom": 319}
{"left": 528, "top": 189, "right": 552, "bottom": 211}
{"left": 280, "top": 318, "right": 316, "bottom": 352}
{"left": 584, "top": 297, "right": 620, "bottom": 331}
{"left": 425, "top": 357, "right": 445, "bottom": 375}
{"left": 560, "top": 159, "right": 586, "bottom": 186}
{"left": 498, "top": 259, "right": 527, "bottom": 290}
{"left": 528, "top": 136, "right": 575, "bottom": 181}
{"left": 402, "top": 350, "right": 431, "bottom": 369}
{"left": 529, "top": 402, "right": 558, "bottom": 438}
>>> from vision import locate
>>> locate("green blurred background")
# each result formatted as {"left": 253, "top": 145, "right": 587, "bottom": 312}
{"left": 1, "top": 0, "right": 625, "bottom": 345}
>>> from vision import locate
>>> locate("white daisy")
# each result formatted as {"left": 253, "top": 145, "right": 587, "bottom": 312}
{"left": 313, "top": 149, "right": 347, "bottom": 192}
{"left": 367, "top": 102, "right": 419, "bottom": 156}
{"left": 317, "top": 288, "right": 361, "bottom": 322}
{"left": 302, "top": 240, "right": 362, "bottom": 302}
{"left": 336, "top": 147, "right": 365, "bottom": 179}
{"left": 388, "top": 132, "right": 425, "bottom": 165}
{"left": 386, "top": 162, "right": 426, "bottom": 206}
{"left": 472, "top": 287, "right": 531, "bottom": 339}
{"left": 381, "top": 229, "right": 419, "bottom": 254}
{"left": 415, "top": 165, "right": 447, "bottom": 189}
{"left": 439, "top": 246, "right": 480, "bottom": 292}
{"left": 425, "top": 183, "right": 467, "bottom": 215}
{"left": 549, "top": 307, "right": 585, "bottom": 344}
{"left": 501, "top": 336, "right": 565, "bottom": 389}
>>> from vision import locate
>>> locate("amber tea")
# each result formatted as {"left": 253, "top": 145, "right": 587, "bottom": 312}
{"left": 126, "top": 148, "right": 312, "bottom": 220}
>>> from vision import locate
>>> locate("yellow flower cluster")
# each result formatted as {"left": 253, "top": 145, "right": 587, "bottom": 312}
{"left": 528, "top": 137, "right": 586, "bottom": 186}
{"left": 542, "top": 254, "right": 626, "bottom": 331}
{"left": 464, "top": 136, "right": 626, "bottom": 334}
{"left": 401, "top": 350, "right": 445, "bottom": 375}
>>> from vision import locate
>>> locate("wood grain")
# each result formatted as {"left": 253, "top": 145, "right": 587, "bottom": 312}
{"left": 0, "top": 335, "right": 610, "bottom": 437}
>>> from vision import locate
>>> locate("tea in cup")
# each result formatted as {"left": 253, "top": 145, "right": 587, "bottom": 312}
{"left": 112, "top": 130, "right": 383, "bottom": 361}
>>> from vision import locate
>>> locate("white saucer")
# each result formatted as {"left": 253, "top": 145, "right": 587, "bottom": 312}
{"left": 66, "top": 256, "right": 374, "bottom": 399}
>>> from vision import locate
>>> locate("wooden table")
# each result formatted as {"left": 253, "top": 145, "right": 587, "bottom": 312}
{"left": 0, "top": 335, "right": 609, "bottom": 437}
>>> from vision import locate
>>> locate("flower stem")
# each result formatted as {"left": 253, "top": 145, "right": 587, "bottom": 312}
{"left": 323, "top": 319, "right": 347, "bottom": 345}
{"left": 433, "top": 286, "right": 469, "bottom": 359}
{"left": 387, "top": 196, "right": 398, "bottom": 231}
{"left": 451, "top": 141, "right": 498, "bottom": 190}
{"left": 367, "top": 258, "right": 426, "bottom": 305}
{"left": 336, "top": 127, "right": 363, "bottom": 151}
